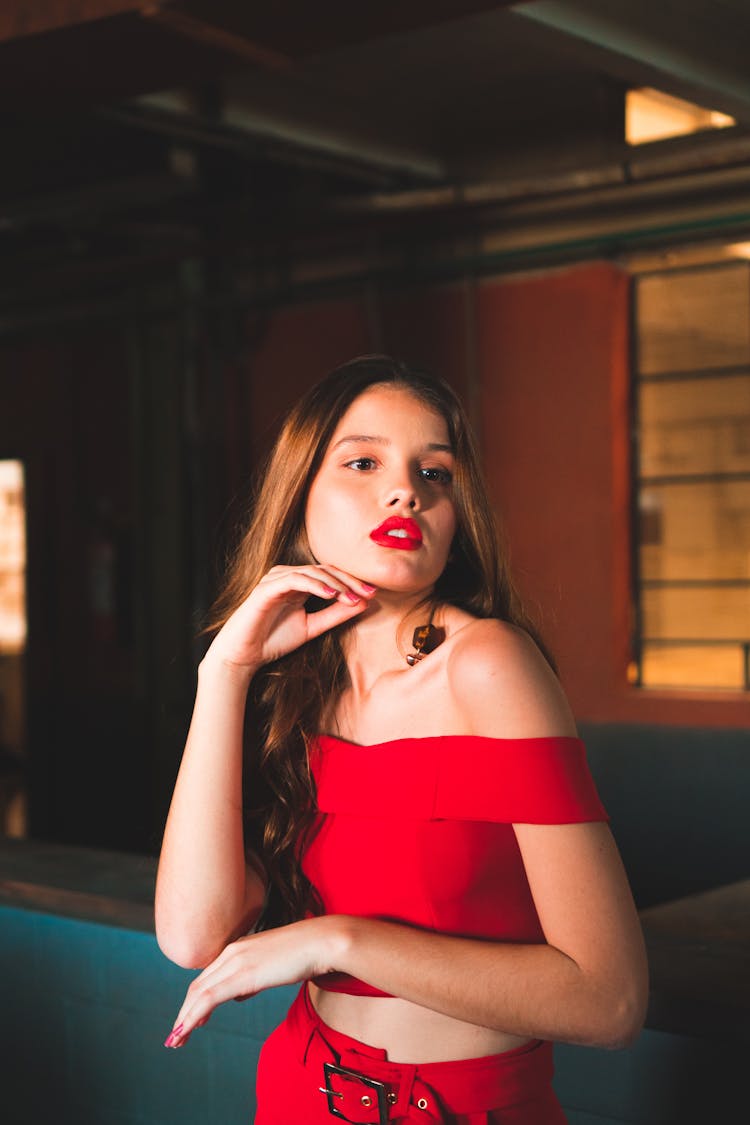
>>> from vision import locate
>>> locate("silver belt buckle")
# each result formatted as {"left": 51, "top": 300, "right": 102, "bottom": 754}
{"left": 320, "top": 1060, "right": 390, "bottom": 1124}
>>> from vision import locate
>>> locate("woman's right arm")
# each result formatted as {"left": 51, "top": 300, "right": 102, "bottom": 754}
{"left": 154, "top": 564, "right": 374, "bottom": 969}
{"left": 154, "top": 656, "right": 262, "bottom": 969}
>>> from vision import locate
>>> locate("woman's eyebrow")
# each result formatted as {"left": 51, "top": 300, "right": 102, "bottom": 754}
{"left": 332, "top": 434, "right": 389, "bottom": 449}
{"left": 332, "top": 434, "right": 453, "bottom": 453}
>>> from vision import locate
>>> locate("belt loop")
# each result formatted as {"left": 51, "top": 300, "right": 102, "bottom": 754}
{"left": 390, "top": 1063, "right": 417, "bottom": 1116}
{"left": 405, "top": 1074, "right": 445, "bottom": 1122}
{"left": 304, "top": 1024, "right": 334, "bottom": 1069}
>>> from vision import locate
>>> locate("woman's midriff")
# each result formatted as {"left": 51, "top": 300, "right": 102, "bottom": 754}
{"left": 308, "top": 982, "right": 533, "bottom": 1064}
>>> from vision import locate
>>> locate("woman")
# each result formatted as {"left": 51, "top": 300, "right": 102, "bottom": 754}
{"left": 156, "top": 355, "right": 648, "bottom": 1124}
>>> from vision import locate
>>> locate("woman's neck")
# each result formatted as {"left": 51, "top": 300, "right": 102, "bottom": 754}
{"left": 342, "top": 592, "right": 436, "bottom": 699}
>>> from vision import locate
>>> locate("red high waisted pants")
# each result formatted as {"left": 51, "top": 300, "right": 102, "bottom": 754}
{"left": 254, "top": 985, "right": 567, "bottom": 1124}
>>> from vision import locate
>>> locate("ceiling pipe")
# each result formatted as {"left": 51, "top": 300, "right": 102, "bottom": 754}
{"left": 328, "top": 129, "right": 750, "bottom": 217}
{"left": 115, "top": 90, "right": 445, "bottom": 185}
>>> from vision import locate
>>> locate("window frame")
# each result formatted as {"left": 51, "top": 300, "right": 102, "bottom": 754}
{"left": 630, "top": 259, "right": 750, "bottom": 694}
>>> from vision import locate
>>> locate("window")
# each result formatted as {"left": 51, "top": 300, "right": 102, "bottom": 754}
{"left": 0, "top": 460, "right": 27, "bottom": 836}
{"left": 632, "top": 259, "right": 750, "bottom": 691}
{"left": 625, "top": 87, "right": 735, "bottom": 146}
{"left": 0, "top": 460, "right": 26, "bottom": 654}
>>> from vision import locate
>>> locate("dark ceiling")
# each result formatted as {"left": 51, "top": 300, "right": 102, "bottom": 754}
{"left": 3, "top": 0, "right": 750, "bottom": 299}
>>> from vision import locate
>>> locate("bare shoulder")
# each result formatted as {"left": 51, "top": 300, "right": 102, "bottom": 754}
{"left": 444, "top": 617, "right": 577, "bottom": 739}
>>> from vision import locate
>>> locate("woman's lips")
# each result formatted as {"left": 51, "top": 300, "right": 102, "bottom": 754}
{"left": 369, "top": 516, "right": 423, "bottom": 551}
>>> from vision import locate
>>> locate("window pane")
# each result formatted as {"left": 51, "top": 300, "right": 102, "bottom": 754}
{"left": 641, "top": 643, "right": 746, "bottom": 690}
{"left": 634, "top": 255, "right": 750, "bottom": 691}
{"left": 637, "top": 263, "right": 750, "bottom": 374}
{"left": 0, "top": 460, "right": 27, "bottom": 838}
{"left": 640, "top": 480, "right": 750, "bottom": 581}
{"left": 642, "top": 585, "right": 750, "bottom": 641}
{"left": 639, "top": 374, "right": 750, "bottom": 477}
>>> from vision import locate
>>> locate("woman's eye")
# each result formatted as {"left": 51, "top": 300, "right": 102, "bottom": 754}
{"left": 346, "top": 457, "right": 377, "bottom": 471}
{"left": 419, "top": 467, "right": 452, "bottom": 484}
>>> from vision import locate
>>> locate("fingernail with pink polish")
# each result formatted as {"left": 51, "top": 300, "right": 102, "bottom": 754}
{"left": 361, "top": 583, "right": 377, "bottom": 592}
{"left": 164, "top": 1022, "right": 184, "bottom": 1047}
{"left": 345, "top": 592, "right": 361, "bottom": 604}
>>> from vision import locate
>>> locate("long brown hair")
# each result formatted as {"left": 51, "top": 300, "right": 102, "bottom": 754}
{"left": 209, "top": 355, "right": 548, "bottom": 928}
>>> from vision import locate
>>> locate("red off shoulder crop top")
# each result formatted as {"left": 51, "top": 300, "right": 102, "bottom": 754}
{"left": 303, "top": 734, "right": 608, "bottom": 998}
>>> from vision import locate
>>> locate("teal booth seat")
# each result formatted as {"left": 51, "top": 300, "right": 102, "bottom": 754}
{"left": 0, "top": 903, "right": 296, "bottom": 1125}
{"left": 580, "top": 723, "right": 750, "bottom": 908}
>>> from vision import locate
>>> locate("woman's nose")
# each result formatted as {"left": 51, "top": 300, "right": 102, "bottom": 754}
{"left": 385, "top": 482, "right": 419, "bottom": 510}
{"left": 387, "top": 494, "right": 416, "bottom": 509}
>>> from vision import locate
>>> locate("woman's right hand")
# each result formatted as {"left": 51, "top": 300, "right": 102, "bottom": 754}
{"left": 201, "top": 565, "right": 376, "bottom": 680}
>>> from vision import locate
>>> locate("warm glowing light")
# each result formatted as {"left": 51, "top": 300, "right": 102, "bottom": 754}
{"left": 626, "top": 87, "right": 735, "bottom": 145}
{"left": 0, "top": 460, "right": 26, "bottom": 653}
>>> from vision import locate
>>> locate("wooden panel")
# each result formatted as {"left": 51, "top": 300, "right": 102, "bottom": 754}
{"left": 0, "top": 1, "right": 522, "bottom": 107}
{"left": 0, "top": 1, "right": 146, "bottom": 44}
{"left": 180, "top": 1, "right": 519, "bottom": 59}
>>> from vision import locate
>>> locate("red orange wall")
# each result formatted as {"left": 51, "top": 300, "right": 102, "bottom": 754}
{"left": 243, "top": 297, "right": 373, "bottom": 466}
{"left": 477, "top": 264, "right": 632, "bottom": 718}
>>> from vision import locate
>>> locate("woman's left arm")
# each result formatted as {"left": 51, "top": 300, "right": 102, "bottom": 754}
{"left": 334, "top": 818, "right": 648, "bottom": 1048}
{"left": 165, "top": 825, "right": 647, "bottom": 1051}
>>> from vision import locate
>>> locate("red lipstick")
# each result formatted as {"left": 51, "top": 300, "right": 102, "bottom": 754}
{"left": 369, "top": 516, "right": 423, "bottom": 551}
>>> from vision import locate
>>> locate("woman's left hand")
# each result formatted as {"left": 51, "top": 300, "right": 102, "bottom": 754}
{"left": 164, "top": 916, "right": 343, "bottom": 1047}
